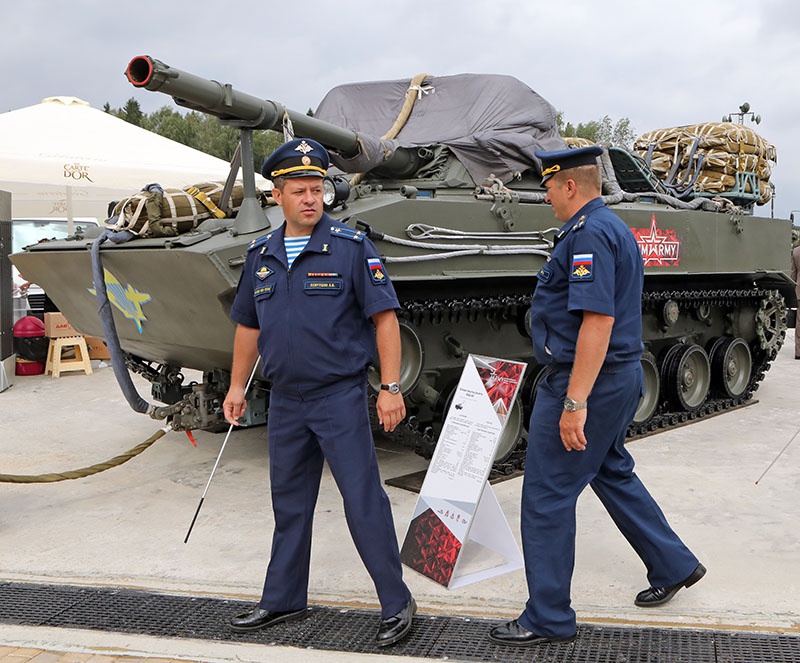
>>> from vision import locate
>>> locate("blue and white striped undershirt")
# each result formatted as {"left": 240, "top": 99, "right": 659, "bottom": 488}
{"left": 284, "top": 235, "right": 311, "bottom": 268}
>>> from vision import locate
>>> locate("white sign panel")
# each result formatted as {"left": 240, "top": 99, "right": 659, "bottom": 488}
{"left": 401, "top": 354, "right": 526, "bottom": 588}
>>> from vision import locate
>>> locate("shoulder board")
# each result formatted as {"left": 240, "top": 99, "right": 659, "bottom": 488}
{"left": 556, "top": 216, "right": 588, "bottom": 242}
{"left": 330, "top": 225, "right": 365, "bottom": 243}
{"left": 247, "top": 232, "right": 274, "bottom": 252}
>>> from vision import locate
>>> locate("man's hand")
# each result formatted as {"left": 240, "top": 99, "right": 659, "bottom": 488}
{"left": 223, "top": 325, "right": 260, "bottom": 426}
{"left": 559, "top": 409, "right": 588, "bottom": 451}
{"left": 559, "top": 310, "right": 613, "bottom": 452}
{"left": 376, "top": 390, "right": 406, "bottom": 432}
{"left": 223, "top": 385, "right": 247, "bottom": 426}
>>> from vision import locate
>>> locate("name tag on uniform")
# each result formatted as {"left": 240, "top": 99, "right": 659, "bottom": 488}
{"left": 570, "top": 253, "right": 594, "bottom": 281}
{"left": 304, "top": 279, "right": 343, "bottom": 293}
{"left": 254, "top": 283, "right": 275, "bottom": 297}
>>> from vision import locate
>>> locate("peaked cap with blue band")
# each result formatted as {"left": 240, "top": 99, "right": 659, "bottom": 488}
{"left": 261, "top": 138, "right": 330, "bottom": 180}
{"left": 534, "top": 145, "right": 603, "bottom": 185}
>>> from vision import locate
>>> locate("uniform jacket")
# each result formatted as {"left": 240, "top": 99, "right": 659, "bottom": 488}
{"left": 230, "top": 213, "right": 399, "bottom": 399}
{"left": 530, "top": 197, "right": 644, "bottom": 368}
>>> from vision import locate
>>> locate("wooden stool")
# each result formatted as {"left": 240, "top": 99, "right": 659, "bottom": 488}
{"left": 45, "top": 336, "right": 94, "bottom": 378}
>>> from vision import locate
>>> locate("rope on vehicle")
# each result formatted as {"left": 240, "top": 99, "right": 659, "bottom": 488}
{"left": 350, "top": 72, "right": 431, "bottom": 187}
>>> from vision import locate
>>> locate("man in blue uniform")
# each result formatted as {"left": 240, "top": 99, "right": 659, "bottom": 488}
{"left": 223, "top": 138, "right": 415, "bottom": 647}
{"left": 490, "top": 146, "right": 705, "bottom": 646}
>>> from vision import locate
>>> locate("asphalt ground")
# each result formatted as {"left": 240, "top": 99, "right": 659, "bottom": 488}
{"left": 0, "top": 332, "right": 798, "bottom": 661}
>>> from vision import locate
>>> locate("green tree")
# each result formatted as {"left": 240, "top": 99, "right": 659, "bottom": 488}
{"left": 557, "top": 112, "right": 636, "bottom": 148}
{"left": 142, "top": 106, "right": 192, "bottom": 144}
{"left": 253, "top": 130, "right": 284, "bottom": 171}
{"left": 104, "top": 101, "right": 283, "bottom": 172}
{"left": 121, "top": 98, "right": 145, "bottom": 126}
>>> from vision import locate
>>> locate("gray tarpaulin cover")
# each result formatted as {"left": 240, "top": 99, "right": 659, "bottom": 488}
{"left": 314, "top": 74, "right": 566, "bottom": 185}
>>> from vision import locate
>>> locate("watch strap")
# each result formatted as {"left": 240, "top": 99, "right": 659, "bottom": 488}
{"left": 564, "top": 396, "right": 588, "bottom": 411}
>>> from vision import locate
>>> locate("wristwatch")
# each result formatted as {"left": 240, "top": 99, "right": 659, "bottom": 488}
{"left": 380, "top": 382, "right": 401, "bottom": 395}
{"left": 563, "top": 396, "right": 587, "bottom": 412}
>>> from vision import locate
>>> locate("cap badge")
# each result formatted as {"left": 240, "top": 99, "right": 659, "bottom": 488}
{"left": 295, "top": 140, "right": 314, "bottom": 154}
{"left": 301, "top": 155, "right": 311, "bottom": 166}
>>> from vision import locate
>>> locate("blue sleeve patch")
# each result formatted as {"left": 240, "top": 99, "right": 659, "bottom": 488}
{"left": 570, "top": 253, "right": 594, "bottom": 281}
{"left": 367, "top": 257, "right": 388, "bottom": 284}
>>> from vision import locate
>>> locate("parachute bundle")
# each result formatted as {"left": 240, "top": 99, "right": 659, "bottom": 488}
{"left": 634, "top": 122, "right": 777, "bottom": 205}
{"left": 563, "top": 136, "right": 596, "bottom": 149}
{"left": 106, "top": 181, "right": 258, "bottom": 237}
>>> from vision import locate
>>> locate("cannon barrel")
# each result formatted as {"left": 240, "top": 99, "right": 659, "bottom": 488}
{"left": 126, "top": 55, "right": 425, "bottom": 176}
{"left": 126, "top": 55, "right": 360, "bottom": 157}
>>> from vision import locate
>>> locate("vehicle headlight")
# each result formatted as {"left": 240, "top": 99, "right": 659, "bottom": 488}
{"left": 323, "top": 175, "right": 350, "bottom": 211}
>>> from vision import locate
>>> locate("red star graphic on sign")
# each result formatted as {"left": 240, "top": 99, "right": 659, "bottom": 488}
{"left": 631, "top": 214, "right": 682, "bottom": 267}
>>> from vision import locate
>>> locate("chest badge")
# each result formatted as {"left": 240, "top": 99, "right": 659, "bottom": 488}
{"left": 367, "top": 257, "right": 387, "bottom": 284}
{"left": 255, "top": 266, "right": 273, "bottom": 280}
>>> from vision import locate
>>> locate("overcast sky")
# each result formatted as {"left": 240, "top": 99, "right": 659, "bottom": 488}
{"left": 3, "top": 0, "right": 799, "bottom": 219}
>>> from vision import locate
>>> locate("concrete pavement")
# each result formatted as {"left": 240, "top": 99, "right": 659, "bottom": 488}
{"left": 0, "top": 333, "right": 798, "bottom": 661}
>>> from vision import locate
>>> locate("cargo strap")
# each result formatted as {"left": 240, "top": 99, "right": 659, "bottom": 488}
{"left": 185, "top": 186, "right": 226, "bottom": 219}
{"left": 129, "top": 196, "right": 149, "bottom": 235}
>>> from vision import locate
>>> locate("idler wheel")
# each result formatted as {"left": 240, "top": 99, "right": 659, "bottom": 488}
{"left": 633, "top": 351, "right": 660, "bottom": 424}
{"left": 367, "top": 320, "right": 424, "bottom": 395}
{"left": 709, "top": 336, "right": 752, "bottom": 398}
{"left": 661, "top": 343, "right": 711, "bottom": 411}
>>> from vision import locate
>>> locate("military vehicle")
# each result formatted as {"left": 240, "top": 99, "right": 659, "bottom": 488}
{"left": 11, "top": 56, "right": 795, "bottom": 472}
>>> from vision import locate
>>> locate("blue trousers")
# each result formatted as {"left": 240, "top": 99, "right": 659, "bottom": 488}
{"left": 519, "top": 365, "right": 699, "bottom": 638}
{"left": 258, "top": 382, "right": 410, "bottom": 619}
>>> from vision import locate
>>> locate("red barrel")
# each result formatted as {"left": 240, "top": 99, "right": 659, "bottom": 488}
{"left": 13, "top": 316, "right": 48, "bottom": 375}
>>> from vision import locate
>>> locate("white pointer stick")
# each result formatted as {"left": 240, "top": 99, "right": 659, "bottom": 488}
{"left": 755, "top": 426, "right": 800, "bottom": 485}
{"left": 184, "top": 357, "right": 261, "bottom": 542}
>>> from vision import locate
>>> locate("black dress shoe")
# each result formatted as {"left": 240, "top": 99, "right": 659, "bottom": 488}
{"left": 489, "top": 619, "right": 576, "bottom": 646}
{"left": 635, "top": 562, "right": 706, "bottom": 607}
{"left": 229, "top": 606, "right": 308, "bottom": 632}
{"left": 375, "top": 597, "right": 417, "bottom": 647}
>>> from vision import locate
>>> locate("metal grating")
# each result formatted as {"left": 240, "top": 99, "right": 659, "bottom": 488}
{"left": 567, "top": 625, "right": 715, "bottom": 663}
{"left": 0, "top": 582, "right": 798, "bottom": 663}
{"left": 0, "top": 582, "right": 90, "bottom": 626}
{"left": 715, "top": 632, "right": 800, "bottom": 663}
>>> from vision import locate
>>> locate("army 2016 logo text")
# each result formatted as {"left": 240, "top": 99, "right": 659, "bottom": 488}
{"left": 631, "top": 214, "right": 682, "bottom": 267}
